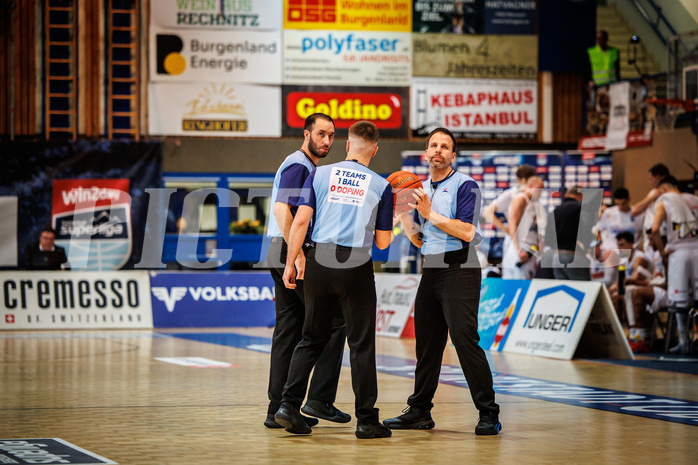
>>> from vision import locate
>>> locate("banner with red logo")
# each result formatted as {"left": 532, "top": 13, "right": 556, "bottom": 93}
{"left": 284, "top": 0, "right": 411, "bottom": 32}
{"left": 411, "top": 77, "right": 537, "bottom": 140}
{"left": 282, "top": 86, "right": 408, "bottom": 137}
{"left": 52, "top": 179, "right": 132, "bottom": 271}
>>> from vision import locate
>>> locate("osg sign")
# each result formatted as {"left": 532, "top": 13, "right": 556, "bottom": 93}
{"left": 287, "top": 0, "right": 336, "bottom": 24}
{"left": 286, "top": 91, "right": 402, "bottom": 129}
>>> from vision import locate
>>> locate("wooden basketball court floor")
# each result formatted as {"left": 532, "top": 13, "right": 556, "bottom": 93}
{"left": 2, "top": 327, "right": 696, "bottom": 465}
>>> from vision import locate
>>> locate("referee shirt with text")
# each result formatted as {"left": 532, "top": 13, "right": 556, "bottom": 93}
{"left": 300, "top": 160, "right": 393, "bottom": 248}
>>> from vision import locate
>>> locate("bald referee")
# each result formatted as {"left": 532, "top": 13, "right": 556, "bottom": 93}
{"left": 274, "top": 121, "right": 394, "bottom": 439}
{"left": 384, "top": 127, "right": 501, "bottom": 435}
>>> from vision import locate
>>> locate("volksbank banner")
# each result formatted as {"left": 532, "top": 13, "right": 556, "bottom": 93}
{"left": 284, "top": 30, "right": 411, "bottom": 86}
{"left": 150, "top": 272, "right": 276, "bottom": 328}
{"left": 0, "top": 271, "right": 153, "bottom": 330}
{"left": 151, "top": 0, "right": 282, "bottom": 30}
{"left": 149, "top": 82, "right": 281, "bottom": 137}
{"left": 150, "top": 28, "right": 282, "bottom": 84}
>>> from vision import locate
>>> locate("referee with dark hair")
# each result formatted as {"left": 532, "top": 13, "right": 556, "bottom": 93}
{"left": 384, "top": 127, "right": 501, "bottom": 435}
{"left": 264, "top": 113, "right": 350, "bottom": 429}
{"left": 274, "top": 120, "right": 394, "bottom": 439}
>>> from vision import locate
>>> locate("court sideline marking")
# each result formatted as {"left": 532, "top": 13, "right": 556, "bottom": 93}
{"left": 164, "top": 331, "right": 698, "bottom": 427}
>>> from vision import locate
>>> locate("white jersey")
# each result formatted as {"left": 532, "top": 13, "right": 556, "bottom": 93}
{"left": 597, "top": 205, "right": 644, "bottom": 251}
{"left": 493, "top": 185, "right": 522, "bottom": 221}
{"left": 509, "top": 192, "right": 547, "bottom": 250}
{"left": 658, "top": 192, "right": 698, "bottom": 250}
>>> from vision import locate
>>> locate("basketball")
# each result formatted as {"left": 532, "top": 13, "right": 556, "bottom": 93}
{"left": 387, "top": 170, "right": 423, "bottom": 214}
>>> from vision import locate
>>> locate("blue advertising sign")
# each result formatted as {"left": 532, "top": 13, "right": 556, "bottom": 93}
{"left": 150, "top": 272, "right": 276, "bottom": 327}
{"left": 478, "top": 277, "right": 530, "bottom": 351}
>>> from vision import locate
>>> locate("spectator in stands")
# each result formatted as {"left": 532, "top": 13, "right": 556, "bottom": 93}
{"left": 21, "top": 227, "right": 68, "bottom": 270}
{"left": 587, "top": 29, "right": 620, "bottom": 87}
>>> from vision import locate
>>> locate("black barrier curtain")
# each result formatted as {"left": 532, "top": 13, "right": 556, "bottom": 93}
{"left": 0, "top": 139, "right": 162, "bottom": 269}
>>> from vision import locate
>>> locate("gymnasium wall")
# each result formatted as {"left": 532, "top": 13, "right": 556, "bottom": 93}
{"left": 612, "top": 126, "right": 698, "bottom": 201}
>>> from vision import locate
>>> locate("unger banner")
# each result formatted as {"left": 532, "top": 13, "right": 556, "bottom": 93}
{"left": 149, "top": 82, "right": 281, "bottom": 137}
{"left": 0, "top": 271, "right": 153, "bottom": 330}
{"left": 413, "top": 34, "right": 537, "bottom": 79}
{"left": 283, "top": 30, "right": 412, "bottom": 86}
{"left": 284, "top": 0, "right": 411, "bottom": 32}
{"left": 411, "top": 77, "right": 537, "bottom": 139}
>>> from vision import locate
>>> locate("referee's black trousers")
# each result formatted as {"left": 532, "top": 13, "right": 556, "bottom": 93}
{"left": 266, "top": 241, "right": 346, "bottom": 415}
{"left": 282, "top": 248, "right": 380, "bottom": 422}
{"left": 408, "top": 259, "right": 500, "bottom": 417}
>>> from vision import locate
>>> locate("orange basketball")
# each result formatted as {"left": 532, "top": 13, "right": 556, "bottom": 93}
{"left": 387, "top": 170, "right": 423, "bottom": 214}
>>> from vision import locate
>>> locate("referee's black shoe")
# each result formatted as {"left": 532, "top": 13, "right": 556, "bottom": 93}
{"left": 475, "top": 413, "right": 502, "bottom": 435}
{"left": 274, "top": 402, "right": 312, "bottom": 434}
{"left": 264, "top": 412, "right": 319, "bottom": 429}
{"left": 355, "top": 421, "right": 393, "bottom": 439}
{"left": 301, "top": 400, "right": 352, "bottom": 423}
{"left": 382, "top": 406, "right": 435, "bottom": 430}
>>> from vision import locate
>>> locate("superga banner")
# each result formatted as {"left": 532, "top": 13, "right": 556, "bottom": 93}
{"left": 151, "top": 0, "right": 282, "bottom": 30}
{"left": 413, "top": 34, "right": 537, "bottom": 79}
{"left": 52, "top": 179, "right": 132, "bottom": 271}
{"left": 0, "top": 271, "right": 153, "bottom": 330}
{"left": 283, "top": 30, "right": 411, "bottom": 86}
{"left": 282, "top": 86, "right": 408, "bottom": 137}
{"left": 149, "top": 28, "right": 282, "bottom": 84}
{"left": 410, "top": 77, "right": 537, "bottom": 140}
{"left": 149, "top": 82, "right": 281, "bottom": 137}
{"left": 284, "top": 0, "right": 411, "bottom": 32}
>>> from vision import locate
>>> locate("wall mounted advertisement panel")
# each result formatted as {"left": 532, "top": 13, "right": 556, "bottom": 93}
{"left": 284, "top": 0, "right": 411, "bottom": 32}
{"left": 0, "top": 271, "right": 153, "bottom": 330}
{"left": 413, "top": 34, "right": 537, "bottom": 79}
{"left": 411, "top": 77, "right": 537, "bottom": 139}
{"left": 283, "top": 30, "right": 412, "bottom": 86}
{"left": 149, "top": 272, "right": 275, "bottom": 328}
{"left": 413, "top": 0, "right": 537, "bottom": 35}
{"left": 149, "top": 82, "right": 281, "bottom": 137}
{"left": 151, "top": 0, "right": 282, "bottom": 30}
{"left": 149, "top": 28, "right": 282, "bottom": 84}
{"left": 282, "top": 86, "right": 409, "bottom": 138}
